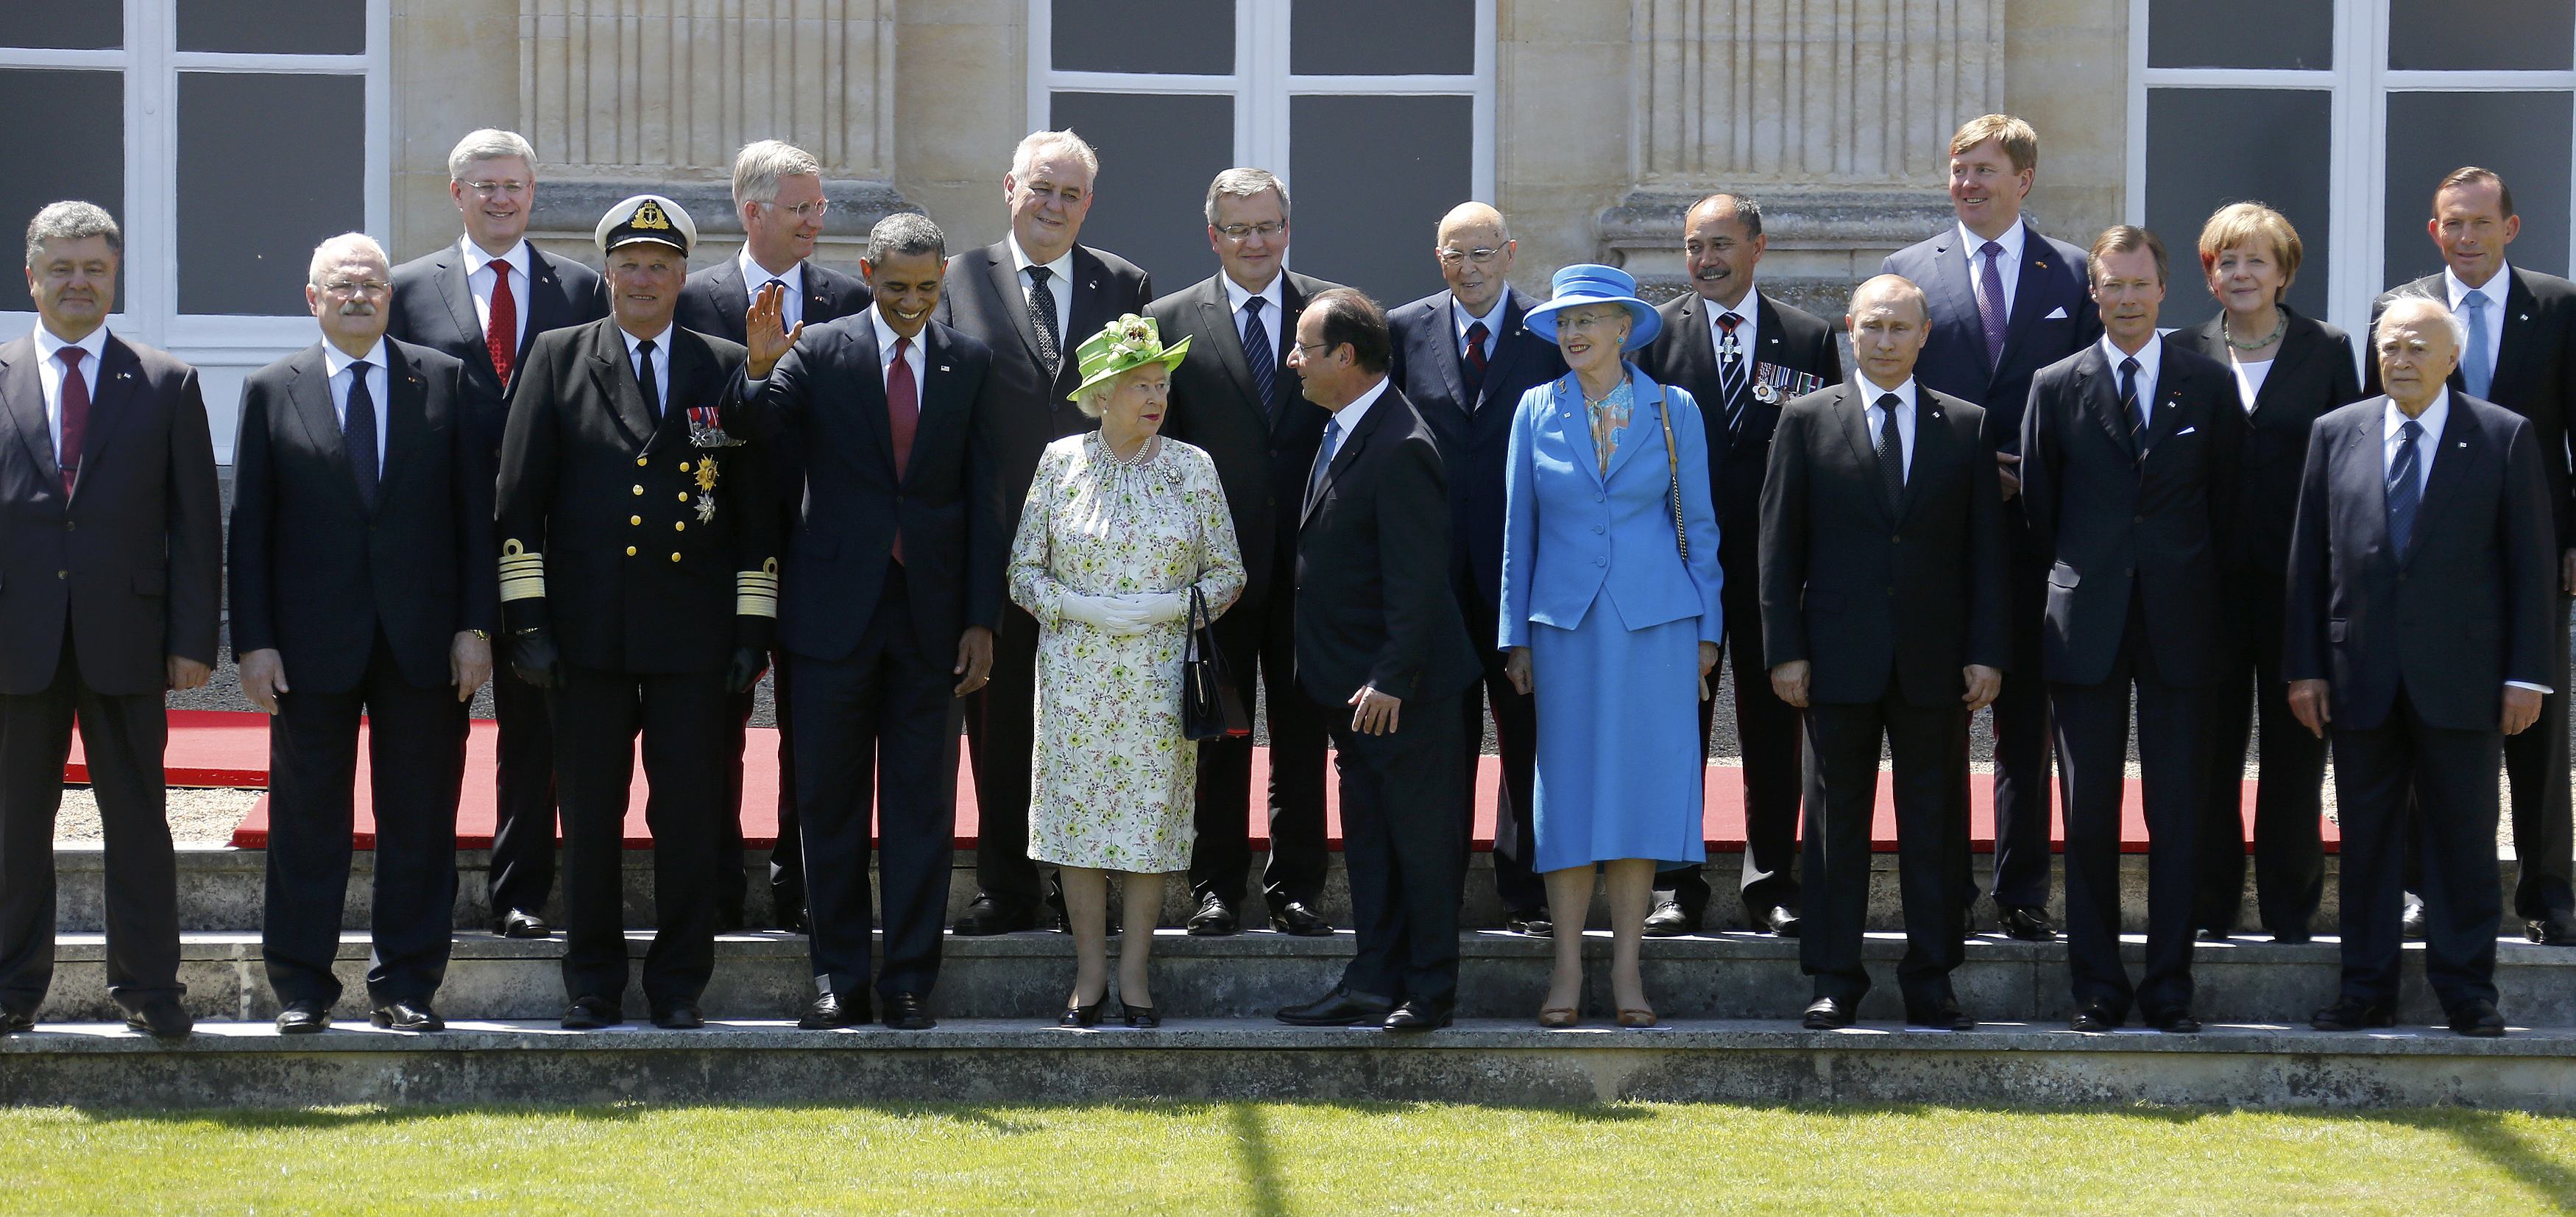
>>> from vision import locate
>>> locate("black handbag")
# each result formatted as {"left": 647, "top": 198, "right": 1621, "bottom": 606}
{"left": 1182, "top": 583, "right": 1250, "bottom": 741}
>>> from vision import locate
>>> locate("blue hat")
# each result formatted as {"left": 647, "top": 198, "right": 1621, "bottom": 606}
{"left": 1524, "top": 263, "right": 1661, "bottom": 352}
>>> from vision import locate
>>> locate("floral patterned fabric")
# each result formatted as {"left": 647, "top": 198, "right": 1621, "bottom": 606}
{"left": 1009, "top": 432, "right": 1246, "bottom": 872}
{"left": 1583, "top": 377, "right": 1635, "bottom": 474}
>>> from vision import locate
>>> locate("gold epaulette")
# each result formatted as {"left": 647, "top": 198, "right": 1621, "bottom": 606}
{"left": 737, "top": 557, "right": 779, "bottom": 617}
{"left": 498, "top": 540, "right": 546, "bottom": 602}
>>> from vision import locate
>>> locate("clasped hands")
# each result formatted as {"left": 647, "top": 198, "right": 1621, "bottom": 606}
{"left": 2289, "top": 679, "right": 2544, "bottom": 739}
{"left": 1059, "top": 588, "right": 1192, "bottom": 636}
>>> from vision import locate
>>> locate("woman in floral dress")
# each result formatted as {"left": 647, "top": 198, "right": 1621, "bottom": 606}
{"left": 1010, "top": 314, "right": 1245, "bottom": 1029}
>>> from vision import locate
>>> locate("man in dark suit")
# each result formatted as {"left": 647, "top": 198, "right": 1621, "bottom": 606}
{"left": 2364, "top": 167, "right": 2576, "bottom": 947}
{"left": 747, "top": 213, "right": 1002, "bottom": 1031}
{"left": 936, "top": 129, "right": 1153, "bottom": 935}
{"left": 1150, "top": 167, "right": 1337, "bottom": 938}
{"left": 230, "top": 233, "right": 495, "bottom": 1035}
{"left": 1763, "top": 275, "right": 2007, "bottom": 1031}
{"left": 674, "top": 139, "right": 875, "bottom": 934}
{"left": 386, "top": 128, "right": 609, "bottom": 940}
{"left": 1273, "top": 289, "right": 1481, "bottom": 1031}
{"left": 496, "top": 195, "right": 776, "bottom": 1030}
{"left": 2021, "top": 226, "right": 2241, "bottom": 1034}
{"left": 0, "top": 202, "right": 220, "bottom": 1040}
{"left": 2293, "top": 292, "right": 2555, "bottom": 1038}
{"left": 1637, "top": 192, "right": 1844, "bottom": 936}
{"left": 1386, "top": 202, "right": 1565, "bottom": 936}
{"left": 1882, "top": 115, "right": 2101, "bottom": 940}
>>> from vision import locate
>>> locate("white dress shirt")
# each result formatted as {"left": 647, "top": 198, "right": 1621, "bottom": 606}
{"left": 1008, "top": 235, "right": 1075, "bottom": 348}
{"left": 1222, "top": 271, "right": 1285, "bottom": 364}
{"left": 320, "top": 338, "right": 391, "bottom": 473}
{"left": 2444, "top": 263, "right": 2510, "bottom": 389}
{"left": 1858, "top": 374, "right": 1919, "bottom": 483}
{"left": 2229, "top": 355, "right": 2274, "bottom": 415}
{"left": 1451, "top": 292, "right": 1509, "bottom": 362}
{"left": 1702, "top": 286, "right": 1763, "bottom": 364}
{"left": 871, "top": 305, "right": 927, "bottom": 392}
{"left": 29, "top": 322, "right": 110, "bottom": 465}
{"left": 1320, "top": 375, "right": 1390, "bottom": 468}
{"left": 461, "top": 236, "right": 532, "bottom": 355}
{"left": 740, "top": 248, "right": 806, "bottom": 333}
{"left": 2382, "top": 389, "right": 2550, "bottom": 694}
{"left": 618, "top": 322, "right": 674, "bottom": 410}
{"left": 2098, "top": 332, "right": 2165, "bottom": 428}
{"left": 1958, "top": 220, "right": 2026, "bottom": 318}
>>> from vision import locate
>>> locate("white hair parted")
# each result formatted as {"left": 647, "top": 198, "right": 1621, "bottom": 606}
{"left": 1204, "top": 167, "right": 1289, "bottom": 225}
{"left": 307, "top": 232, "right": 389, "bottom": 286}
{"left": 2374, "top": 287, "right": 2469, "bottom": 354}
{"left": 1073, "top": 382, "right": 1114, "bottom": 420}
{"left": 447, "top": 129, "right": 537, "bottom": 181}
{"left": 1010, "top": 129, "right": 1100, "bottom": 185}
{"left": 732, "top": 139, "right": 823, "bottom": 208}
{"left": 24, "top": 200, "right": 121, "bottom": 269}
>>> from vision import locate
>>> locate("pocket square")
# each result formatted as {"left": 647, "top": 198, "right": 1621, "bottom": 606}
{"left": 2044, "top": 306, "right": 2070, "bottom": 320}
{"left": 2176, "top": 426, "right": 2197, "bottom": 436}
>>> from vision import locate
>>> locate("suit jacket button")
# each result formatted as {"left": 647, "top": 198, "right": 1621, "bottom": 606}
{"left": 65, "top": 521, "right": 74, "bottom": 531}
{"left": 1595, "top": 557, "right": 1607, "bottom": 568}
{"left": 626, "top": 546, "right": 637, "bottom": 557}
{"left": 678, "top": 492, "right": 690, "bottom": 501}
{"left": 637, "top": 457, "right": 648, "bottom": 467}
{"left": 631, "top": 515, "right": 642, "bottom": 526}
{"left": 632, "top": 484, "right": 644, "bottom": 495}
{"left": 57, "top": 570, "right": 66, "bottom": 579}
{"left": 675, "top": 521, "right": 686, "bottom": 532}
{"left": 670, "top": 552, "right": 682, "bottom": 562}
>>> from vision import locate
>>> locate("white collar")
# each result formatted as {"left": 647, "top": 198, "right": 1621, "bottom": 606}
{"left": 31, "top": 321, "right": 109, "bottom": 367}
{"left": 1451, "top": 291, "right": 1510, "bottom": 334}
{"left": 460, "top": 236, "right": 531, "bottom": 279}
{"left": 2098, "top": 331, "right": 2165, "bottom": 385}
{"left": 1330, "top": 375, "right": 1392, "bottom": 437}
{"left": 1008, "top": 234, "right": 1075, "bottom": 283}
{"left": 1958, "top": 219, "right": 2027, "bottom": 263}
{"left": 2444, "top": 264, "right": 2512, "bottom": 308}
{"left": 1221, "top": 271, "right": 1284, "bottom": 314}
{"left": 1855, "top": 374, "right": 1917, "bottom": 413}
{"left": 2386, "top": 389, "right": 2451, "bottom": 440}
{"left": 321, "top": 337, "right": 391, "bottom": 378}
{"left": 869, "top": 305, "right": 925, "bottom": 354}
{"left": 618, "top": 322, "right": 674, "bottom": 356}
{"left": 1703, "top": 286, "right": 1762, "bottom": 336}
{"left": 739, "top": 247, "right": 804, "bottom": 296}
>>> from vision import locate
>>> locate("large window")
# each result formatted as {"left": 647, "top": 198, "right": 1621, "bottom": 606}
{"left": 1034, "top": 0, "right": 1495, "bottom": 306}
{"left": 2131, "top": 0, "right": 2575, "bottom": 336}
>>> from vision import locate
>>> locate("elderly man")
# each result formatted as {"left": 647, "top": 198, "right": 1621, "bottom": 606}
{"left": 0, "top": 202, "right": 221, "bottom": 1039}
{"left": 230, "top": 234, "right": 492, "bottom": 1034}
{"left": 938, "top": 129, "right": 1154, "bottom": 935}
{"left": 2292, "top": 292, "right": 2556, "bottom": 1037}
{"left": 1150, "top": 167, "right": 1340, "bottom": 937}
{"left": 388, "top": 128, "right": 609, "bottom": 941}
{"left": 496, "top": 195, "right": 776, "bottom": 1029}
{"left": 1638, "top": 192, "right": 1844, "bottom": 937}
{"left": 676, "top": 138, "right": 875, "bottom": 934}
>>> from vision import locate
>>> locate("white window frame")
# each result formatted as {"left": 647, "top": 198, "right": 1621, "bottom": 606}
{"left": 2127, "top": 0, "right": 2576, "bottom": 338}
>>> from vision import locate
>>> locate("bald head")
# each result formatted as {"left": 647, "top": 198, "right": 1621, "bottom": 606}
{"left": 1437, "top": 202, "right": 1509, "bottom": 245}
{"left": 1682, "top": 193, "right": 1766, "bottom": 308}
{"left": 1847, "top": 275, "right": 1931, "bottom": 391}
{"left": 1849, "top": 274, "right": 1928, "bottom": 325}
{"left": 1434, "top": 202, "right": 1515, "bottom": 317}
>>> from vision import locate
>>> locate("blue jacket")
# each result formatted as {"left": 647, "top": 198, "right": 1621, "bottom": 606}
{"left": 1498, "top": 367, "right": 1723, "bottom": 648}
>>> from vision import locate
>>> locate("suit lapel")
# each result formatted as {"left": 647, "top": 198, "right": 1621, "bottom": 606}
{"left": 1603, "top": 375, "right": 1657, "bottom": 485}
{"left": 851, "top": 320, "right": 898, "bottom": 482}
{"left": 716, "top": 261, "right": 753, "bottom": 342}
{"left": 2490, "top": 269, "right": 2539, "bottom": 403}
{"left": 1922, "top": 236, "right": 1985, "bottom": 381}
{"left": 1195, "top": 278, "right": 1265, "bottom": 417}
{"left": 523, "top": 252, "right": 579, "bottom": 359}
{"left": 2140, "top": 353, "right": 2193, "bottom": 456}
{"left": 1994, "top": 222, "right": 2060, "bottom": 373}
{"left": 378, "top": 344, "right": 429, "bottom": 504}
{"left": 1302, "top": 386, "right": 1391, "bottom": 529}
{"left": 2078, "top": 352, "right": 2137, "bottom": 457}
{"left": 587, "top": 324, "right": 658, "bottom": 449}
{"left": 1062, "top": 248, "right": 1118, "bottom": 389}
{"left": 654, "top": 331, "right": 715, "bottom": 453}
{"left": 1897, "top": 394, "right": 1953, "bottom": 521}
{"left": 283, "top": 348, "right": 357, "bottom": 507}
{"left": 0, "top": 342, "right": 60, "bottom": 487}
{"left": 71, "top": 337, "right": 143, "bottom": 499}
{"left": 1833, "top": 387, "right": 1894, "bottom": 523}
{"left": 431, "top": 251, "right": 494, "bottom": 378}
{"left": 2403, "top": 403, "right": 2477, "bottom": 566}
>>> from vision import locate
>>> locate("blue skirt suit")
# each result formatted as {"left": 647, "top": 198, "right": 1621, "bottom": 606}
{"left": 1498, "top": 367, "right": 1724, "bottom": 872}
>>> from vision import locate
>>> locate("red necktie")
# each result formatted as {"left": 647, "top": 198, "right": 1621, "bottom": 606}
{"left": 57, "top": 348, "right": 89, "bottom": 495}
{"left": 1463, "top": 320, "right": 1489, "bottom": 397}
{"left": 887, "top": 336, "right": 919, "bottom": 563}
{"left": 486, "top": 261, "right": 517, "bottom": 387}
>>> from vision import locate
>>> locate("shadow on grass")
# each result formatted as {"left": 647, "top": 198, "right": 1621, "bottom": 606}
{"left": 1229, "top": 1101, "right": 1289, "bottom": 1217}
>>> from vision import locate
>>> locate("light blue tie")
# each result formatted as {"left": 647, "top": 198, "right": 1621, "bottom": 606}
{"left": 2388, "top": 419, "right": 2424, "bottom": 556}
{"left": 2461, "top": 289, "right": 2493, "bottom": 399}
{"left": 1307, "top": 415, "right": 1342, "bottom": 510}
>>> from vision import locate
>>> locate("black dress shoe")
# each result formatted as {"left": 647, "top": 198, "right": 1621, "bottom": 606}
{"left": 2310, "top": 995, "right": 2396, "bottom": 1031}
{"left": 1906, "top": 997, "right": 1975, "bottom": 1031}
{"left": 1763, "top": 906, "right": 1802, "bottom": 937}
{"left": 1267, "top": 900, "right": 1334, "bottom": 936}
{"left": 2271, "top": 929, "right": 2313, "bottom": 945}
{"left": 2527, "top": 915, "right": 2576, "bottom": 945}
{"left": 561, "top": 996, "right": 623, "bottom": 1029}
{"left": 124, "top": 999, "right": 194, "bottom": 1040}
{"left": 1641, "top": 900, "right": 1699, "bottom": 936}
{"left": 2448, "top": 999, "right": 2507, "bottom": 1038}
{"left": 1276, "top": 987, "right": 1393, "bottom": 1027}
{"left": 1, "top": 1006, "right": 35, "bottom": 1034}
{"left": 2145, "top": 1009, "right": 2201, "bottom": 1034}
{"left": 1118, "top": 998, "right": 1161, "bottom": 1029}
{"left": 1384, "top": 999, "right": 1452, "bottom": 1031}
{"left": 1801, "top": 996, "right": 1855, "bottom": 1030}
{"left": 275, "top": 1003, "right": 331, "bottom": 1034}
{"left": 371, "top": 1000, "right": 445, "bottom": 1032}
{"left": 652, "top": 1003, "right": 707, "bottom": 1030}
{"left": 2069, "top": 1002, "right": 2122, "bottom": 1033}
{"left": 881, "top": 992, "right": 936, "bottom": 1031}
{"left": 2195, "top": 927, "right": 2232, "bottom": 943}
{"left": 1998, "top": 905, "right": 2057, "bottom": 942}
{"left": 1504, "top": 907, "right": 1555, "bottom": 936}
{"left": 2399, "top": 893, "right": 2427, "bottom": 939}
{"left": 772, "top": 903, "right": 810, "bottom": 934}
{"left": 1186, "top": 894, "right": 1240, "bottom": 936}
{"left": 798, "top": 992, "right": 868, "bottom": 1030}
{"left": 1059, "top": 995, "right": 1105, "bottom": 1028}
{"left": 952, "top": 894, "right": 1038, "bottom": 936}
{"left": 713, "top": 905, "right": 746, "bottom": 934}
{"left": 496, "top": 908, "right": 551, "bottom": 938}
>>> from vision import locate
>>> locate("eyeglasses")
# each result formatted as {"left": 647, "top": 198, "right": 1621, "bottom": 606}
{"left": 762, "top": 199, "right": 832, "bottom": 221}
{"left": 1217, "top": 221, "right": 1285, "bottom": 241}
{"left": 1292, "top": 341, "right": 1335, "bottom": 357}
{"left": 461, "top": 179, "right": 529, "bottom": 198}
{"left": 1558, "top": 311, "right": 1627, "bottom": 334}
{"left": 320, "top": 278, "right": 390, "bottom": 297}
{"left": 1436, "top": 246, "right": 1504, "bottom": 267}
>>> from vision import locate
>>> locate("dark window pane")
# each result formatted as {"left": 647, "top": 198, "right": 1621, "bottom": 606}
{"left": 2390, "top": 0, "right": 2572, "bottom": 71}
{"left": 1052, "top": 0, "right": 1231, "bottom": 74}
{"left": 1047, "top": 92, "right": 1235, "bottom": 295}
{"left": 2143, "top": 88, "right": 2333, "bottom": 331}
{"left": 177, "top": 0, "right": 367, "bottom": 54}
{"left": 2148, "top": 0, "right": 2332, "bottom": 69}
{"left": 0, "top": 70, "right": 125, "bottom": 311}
{"left": 0, "top": 6, "right": 120, "bottom": 49}
{"left": 1292, "top": 0, "right": 1475, "bottom": 75}
{"left": 1288, "top": 94, "right": 1472, "bottom": 306}
{"left": 178, "top": 73, "right": 366, "bottom": 315}
{"left": 2383, "top": 92, "right": 2573, "bottom": 287}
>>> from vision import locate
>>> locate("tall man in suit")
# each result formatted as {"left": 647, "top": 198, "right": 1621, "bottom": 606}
{"left": 1638, "top": 192, "right": 1844, "bottom": 936}
{"left": 1150, "top": 168, "right": 1338, "bottom": 937}
{"left": 1764, "top": 275, "right": 2008, "bottom": 1031}
{"left": 2293, "top": 292, "right": 2555, "bottom": 1037}
{"left": 747, "top": 213, "right": 1002, "bottom": 1031}
{"left": 1273, "top": 289, "right": 1481, "bottom": 1031}
{"left": 0, "top": 202, "right": 220, "bottom": 1040}
{"left": 675, "top": 139, "right": 875, "bottom": 934}
{"left": 938, "top": 129, "right": 1154, "bottom": 935}
{"left": 2021, "top": 226, "right": 2241, "bottom": 1034}
{"left": 496, "top": 195, "right": 776, "bottom": 1030}
{"left": 2364, "top": 167, "right": 2576, "bottom": 946}
{"left": 231, "top": 234, "right": 495, "bottom": 1035}
{"left": 1883, "top": 115, "right": 2101, "bottom": 940}
{"left": 1386, "top": 202, "right": 1565, "bottom": 935}
{"left": 387, "top": 129, "right": 610, "bottom": 940}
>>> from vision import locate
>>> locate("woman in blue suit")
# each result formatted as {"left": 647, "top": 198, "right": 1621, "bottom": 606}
{"left": 1501, "top": 264, "right": 1724, "bottom": 1028}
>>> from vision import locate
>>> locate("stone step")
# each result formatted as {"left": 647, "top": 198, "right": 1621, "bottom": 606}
{"left": 5, "top": 1017, "right": 2571, "bottom": 1110}
{"left": 35, "top": 928, "right": 2576, "bottom": 1029}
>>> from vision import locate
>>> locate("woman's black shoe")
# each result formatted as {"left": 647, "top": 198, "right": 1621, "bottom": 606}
{"left": 1058, "top": 995, "right": 1105, "bottom": 1028}
{"left": 1119, "top": 999, "right": 1160, "bottom": 1029}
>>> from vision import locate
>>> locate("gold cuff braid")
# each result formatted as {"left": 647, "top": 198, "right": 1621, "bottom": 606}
{"left": 498, "top": 539, "right": 546, "bottom": 602}
{"left": 736, "top": 557, "right": 780, "bottom": 618}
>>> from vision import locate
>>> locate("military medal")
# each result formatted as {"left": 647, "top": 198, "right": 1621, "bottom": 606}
{"left": 687, "top": 403, "right": 742, "bottom": 448}
{"left": 1752, "top": 361, "right": 1825, "bottom": 404}
{"left": 693, "top": 456, "right": 719, "bottom": 523}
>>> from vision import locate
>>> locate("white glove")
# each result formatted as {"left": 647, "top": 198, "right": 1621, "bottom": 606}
{"left": 1124, "top": 590, "right": 1194, "bottom": 627}
{"left": 1059, "top": 590, "right": 1152, "bottom": 635}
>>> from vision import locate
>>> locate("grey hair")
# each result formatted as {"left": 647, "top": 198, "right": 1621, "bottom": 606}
{"left": 1074, "top": 384, "right": 1113, "bottom": 420}
{"left": 866, "top": 212, "right": 946, "bottom": 264}
{"left": 1204, "top": 167, "right": 1289, "bottom": 225}
{"left": 24, "top": 201, "right": 121, "bottom": 269}
{"left": 2375, "top": 288, "right": 2469, "bottom": 353}
{"left": 1691, "top": 192, "right": 1764, "bottom": 239}
{"left": 732, "top": 139, "right": 823, "bottom": 208}
{"left": 446, "top": 129, "right": 537, "bottom": 181}
{"left": 1010, "top": 129, "right": 1100, "bottom": 185}
{"left": 306, "top": 232, "right": 389, "bottom": 286}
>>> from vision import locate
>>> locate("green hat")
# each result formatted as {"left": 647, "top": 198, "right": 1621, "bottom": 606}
{"left": 1066, "top": 314, "right": 1192, "bottom": 401}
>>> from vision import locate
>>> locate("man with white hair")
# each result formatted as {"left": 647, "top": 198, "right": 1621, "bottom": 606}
{"left": 230, "top": 233, "right": 492, "bottom": 1034}
{"left": 388, "top": 128, "right": 609, "bottom": 942}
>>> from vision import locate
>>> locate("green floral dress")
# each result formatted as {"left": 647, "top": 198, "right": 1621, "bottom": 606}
{"left": 1009, "top": 432, "right": 1246, "bottom": 871}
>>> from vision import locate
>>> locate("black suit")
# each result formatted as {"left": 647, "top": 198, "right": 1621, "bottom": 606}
{"left": 2022, "top": 340, "right": 2242, "bottom": 1019}
{"left": 2366, "top": 267, "right": 2576, "bottom": 927}
{"left": 2168, "top": 309, "right": 2360, "bottom": 938}
{"left": 1638, "top": 288, "right": 1844, "bottom": 923}
{"left": 936, "top": 240, "right": 1153, "bottom": 912}
{"left": 1296, "top": 384, "right": 1479, "bottom": 1005}
{"left": 753, "top": 311, "right": 1003, "bottom": 1002}
{"left": 388, "top": 239, "right": 609, "bottom": 923}
{"left": 676, "top": 255, "right": 875, "bottom": 925}
{"left": 0, "top": 331, "right": 221, "bottom": 1015}
{"left": 1762, "top": 381, "right": 2006, "bottom": 1008}
{"left": 2287, "top": 392, "right": 2555, "bottom": 1011}
{"left": 1150, "top": 270, "right": 1338, "bottom": 914}
{"left": 497, "top": 319, "right": 776, "bottom": 1012}
{"left": 229, "top": 339, "right": 493, "bottom": 1011}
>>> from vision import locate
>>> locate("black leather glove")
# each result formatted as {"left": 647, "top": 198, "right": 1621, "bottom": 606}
{"left": 725, "top": 645, "right": 768, "bottom": 694}
{"left": 511, "top": 628, "right": 566, "bottom": 690}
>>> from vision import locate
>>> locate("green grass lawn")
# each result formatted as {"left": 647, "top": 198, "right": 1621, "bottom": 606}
{"left": 2, "top": 1101, "right": 2570, "bottom": 1214}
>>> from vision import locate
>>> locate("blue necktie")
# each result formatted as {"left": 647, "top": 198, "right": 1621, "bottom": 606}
{"left": 2388, "top": 418, "right": 2424, "bottom": 555}
{"left": 1240, "top": 297, "right": 1277, "bottom": 415}
{"left": 2120, "top": 356, "right": 2145, "bottom": 445}
{"left": 1307, "top": 414, "right": 1342, "bottom": 510}
{"left": 344, "top": 359, "right": 378, "bottom": 509}
{"left": 2460, "top": 289, "right": 2493, "bottom": 399}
